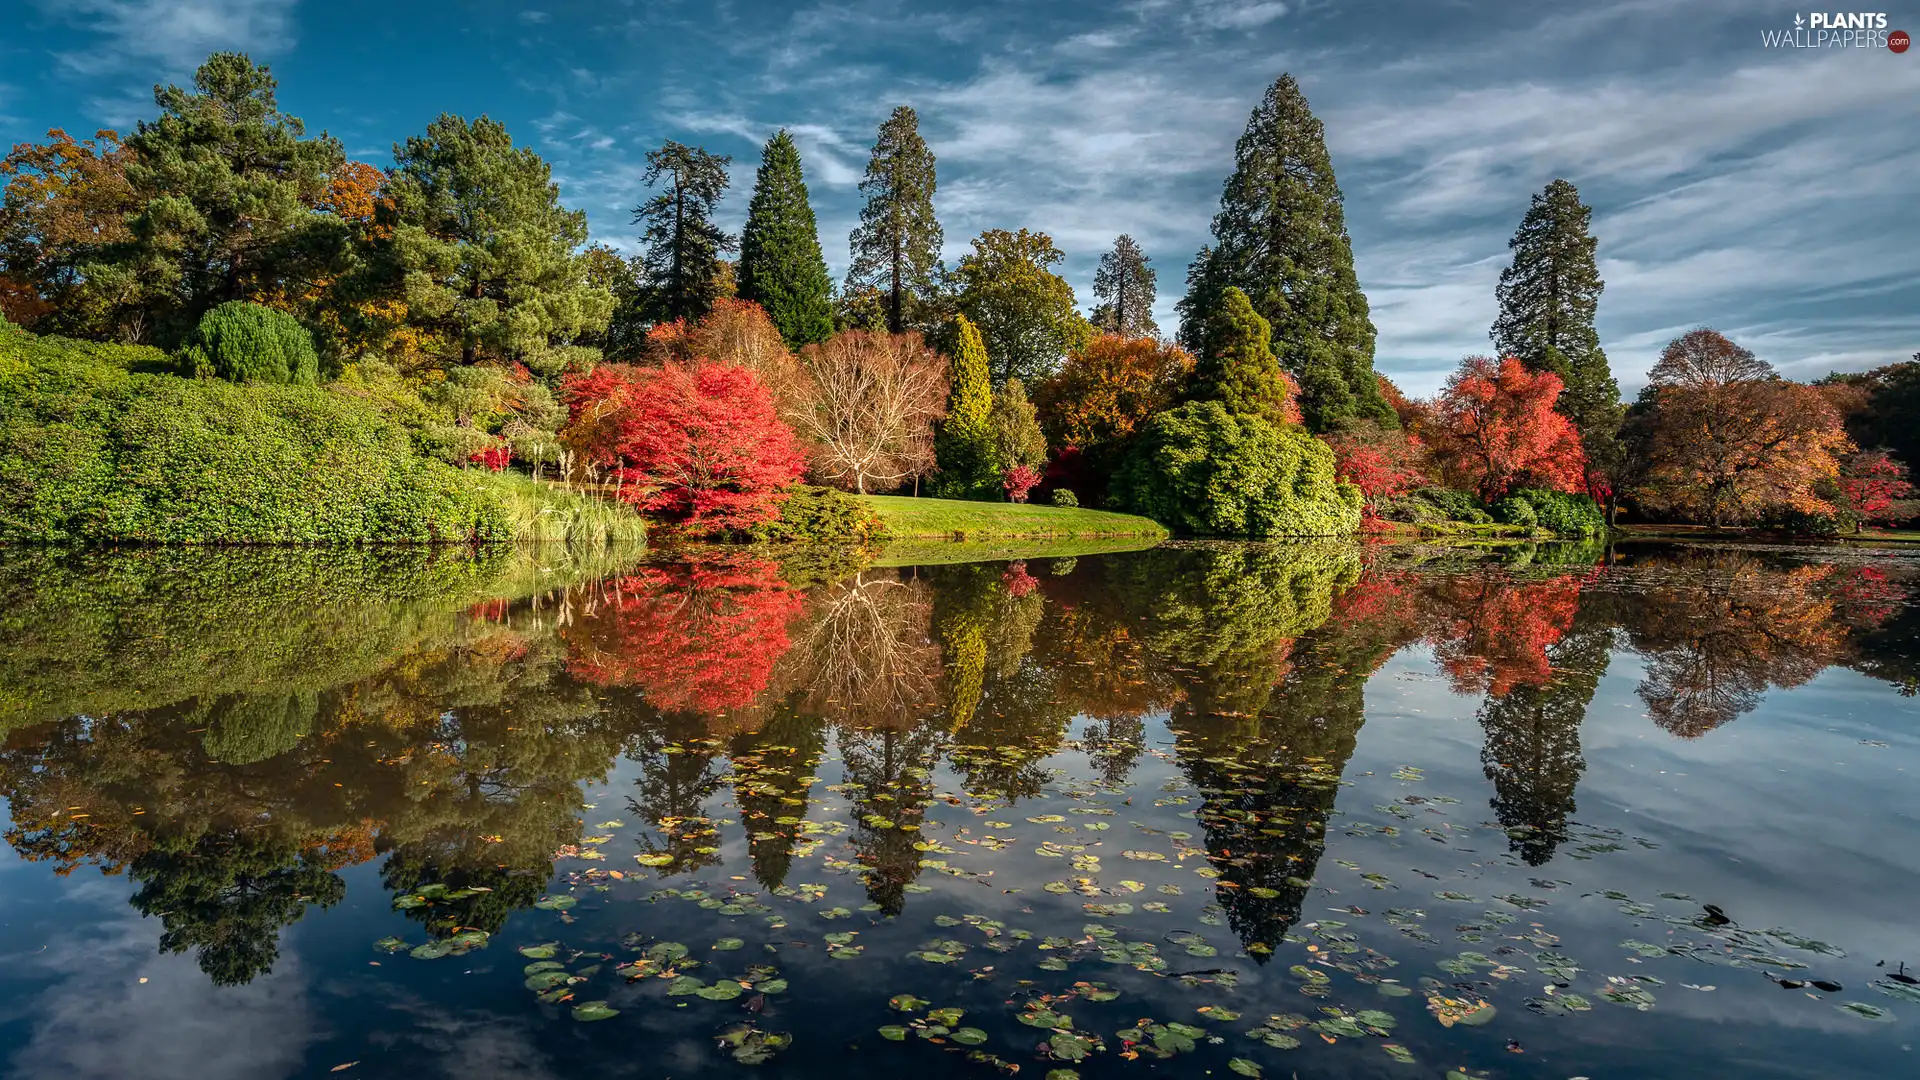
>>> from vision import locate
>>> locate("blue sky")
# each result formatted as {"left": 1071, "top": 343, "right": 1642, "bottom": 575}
{"left": 3, "top": 0, "right": 1916, "bottom": 393}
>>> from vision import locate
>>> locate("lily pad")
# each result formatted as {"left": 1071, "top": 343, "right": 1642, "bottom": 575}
{"left": 878, "top": 1025, "right": 908, "bottom": 1041}
{"left": 571, "top": 1001, "right": 618, "bottom": 1022}
{"left": 533, "top": 895, "right": 576, "bottom": 911}
{"left": 1229, "top": 1059, "right": 1262, "bottom": 1078}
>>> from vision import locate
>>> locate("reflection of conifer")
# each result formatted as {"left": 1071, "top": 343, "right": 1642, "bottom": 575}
{"left": 626, "top": 710, "right": 727, "bottom": 876}
{"left": 838, "top": 722, "right": 944, "bottom": 914}
{"left": 1082, "top": 715, "right": 1147, "bottom": 789}
{"left": 1478, "top": 612, "right": 1609, "bottom": 866}
{"left": 929, "top": 563, "right": 1066, "bottom": 802}
{"left": 728, "top": 697, "right": 827, "bottom": 891}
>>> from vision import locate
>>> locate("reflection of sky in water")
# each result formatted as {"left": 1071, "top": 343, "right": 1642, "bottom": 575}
{"left": 0, "top": 544, "right": 1915, "bottom": 1079}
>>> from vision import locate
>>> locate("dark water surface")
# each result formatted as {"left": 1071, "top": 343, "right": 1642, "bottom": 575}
{"left": 1, "top": 540, "right": 1917, "bottom": 1080}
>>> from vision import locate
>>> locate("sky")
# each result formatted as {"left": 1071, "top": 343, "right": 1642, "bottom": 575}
{"left": 2, "top": 0, "right": 1916, "bottom": 394}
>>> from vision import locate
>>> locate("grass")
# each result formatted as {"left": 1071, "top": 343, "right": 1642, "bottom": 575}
{"left": 470, "top": 472, "right": 649, "bottom": 547}
{"left": 857, "top": 495, "right": 1169, "bottom": 542}
{"left": 872, "top": 535, "right": 1165, "bottom": 567}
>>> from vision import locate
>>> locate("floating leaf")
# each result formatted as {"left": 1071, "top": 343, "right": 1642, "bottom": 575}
{"left": 1229, "top": 1058, "right": 1262, "bottom": 1077}
{"left": 889, "top": 994, "right": 929, "bottom": 1012}
{"left": 878, "top": 1025, "right": 908, "bottom": 1041}
{"left": 571, "top": 1001, "right": 618, "bottom": 1022}
{"left": 517, "top": 943, "right": 557, "bottom": 959}
{"left": 533, "top": 895, "right": 576, "bottom": 911}
{"left": 713, "top": 938, "right": 744, "bottom": 951}
{"left": 1839, "top": 1001, "right": 1892, "bottom": 1021}
{"left": 951, "top": 1027, "right": 989, "bottom": 1046}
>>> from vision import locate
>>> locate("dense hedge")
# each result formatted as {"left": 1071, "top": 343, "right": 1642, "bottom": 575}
{"left": 1506, "top": 488, "right": 1604, "bottom": 536}
{"left": 748, "top": 485, "right": 886, "bottom": 544}
{"left": 177, "top": 300, "right": 320, "bottom": 385}
{"left": 1113, "top": 401, "right": 1362, "bottom": 536}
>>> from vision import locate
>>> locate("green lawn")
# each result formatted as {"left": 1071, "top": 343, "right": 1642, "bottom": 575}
{"left": 858, "top": 495, "right": 1169, "bottom": 541}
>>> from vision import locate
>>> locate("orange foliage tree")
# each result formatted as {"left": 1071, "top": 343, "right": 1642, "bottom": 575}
{"left": 0, "top": 128, "right": 138, "bottom": 332}
{"left": 1428, "top": 355, "right": 1587, "bottom": 500}
{"left": 1033, "top": 334, "right": 1195, "bottom": 457}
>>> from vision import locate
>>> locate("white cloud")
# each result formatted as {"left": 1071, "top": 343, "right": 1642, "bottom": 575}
{"left": 518, "top": 9, "right": 550, "bottom": 25}
{"left": 41, "top": 0, "right": 301, "bottom": 78}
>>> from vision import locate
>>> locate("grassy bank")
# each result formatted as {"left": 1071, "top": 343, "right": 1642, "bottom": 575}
{"left": 859, "top": 495, "right": 1170, "bottom": 541}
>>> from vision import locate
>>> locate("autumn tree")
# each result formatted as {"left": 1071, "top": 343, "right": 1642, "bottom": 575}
{"left": 846, "top": 106, "right": 943, "bottom": 334}
{"left": 1178, "top": 74, "right": 1392, "bottom": 432}
{"left": 634, "top": 141, "right": 734, "bottom": 324}
{"left": 1817, "top": 356, "right": 1920, "bottom": 476}
{"left": 988, "top": 378, "right": 1048, "bottom": 477}
{"left": 932, "top": 314, "right": 999, "bottom": 499}
{"left": 953, "top": 227, "right": 1090, "bottom": 385}
{"left": 1033, "top": 334, "right": 1193, "bottom": 460}
{"left": 1091, "top": 234, "right": 1157, "bottom": 338}
{"left": 0, "top": 128, "right": 138, "bottom": 334}
{"left": 375, "top": 114, "right": 611, "bottom": 373}
{"left": 1633, "top": 329, "right": 1852, "bottom": 527}
{"left": 1324, "top": 422, "right": 1429, "bottom": 526}
{"left": 672, "top": 298, "right": 815, "bottom": 426}
{"left": 738, "top": 130, "right": 834, "bottom": 349}
{"left": 1185, "top": 285, "right": 1302, "bottom": 426}
{"left": 560, "top": 362, "right": 805, "bottom": 530}
{"left": 792, "top": 330, "right": 947, "bottom": 494}
{"left": 1830, "top": 451, "right": 1916, "bottom": 530}
{"left": 1428, "top": 355, "right": 1587, "bottom": 501}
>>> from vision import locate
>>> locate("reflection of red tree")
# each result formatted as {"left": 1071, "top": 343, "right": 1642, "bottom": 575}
{"left": 565, "top": 559, "right": 803, "bottom": 713}
{"left": 1002, "top": 561, "right": 1038, "bottom": 597}
{"left": 1428, "top": 574, "right": 1588, "bottom": 697}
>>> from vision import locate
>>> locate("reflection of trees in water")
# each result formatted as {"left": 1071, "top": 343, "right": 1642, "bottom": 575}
{"left": 931, "top": 563, "right": 1067, "bottom": 802}
{"left": 1477, "top": 611, "right": 1610, "bottom": 865}
{"left": 728, "top": 701, "right": 828, "bottom": 891}
{"left": 625, "top": 703, "right": 728, "bottom": 877}
{"left": 1425, "top": 571, "right": 1589, "bottom": 697}
{"left": 776, "top": 570, "right": 940, "bottom": 730}
{"left": 838, "top": 722, "right": 945, "bottom": 915}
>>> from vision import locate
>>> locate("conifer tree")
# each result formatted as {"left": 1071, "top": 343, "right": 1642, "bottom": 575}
{"left": 1187, "top": 286, "right": 1295, "bottom": 426}
{"left": 1177, "top": 74, "right": 1391, "bottom": 432}
{"left": 847, "top": 106, "right": 943, "bottom": 334}
{"left": 738, "top": 130, "right": 834, "bottom": 349}
{"left": 1091, "top": 234, "right": 1158, "bottom": 338}
{"left": 932, "top": 314, "right": 998, "bottom": 498}
{"left": 1492, "top": 179, "right": 1622, "bottom": 480}
{"left": 634, "top": 141, "right": 733, "bottom": 324}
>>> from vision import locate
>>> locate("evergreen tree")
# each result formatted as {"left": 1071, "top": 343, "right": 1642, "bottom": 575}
{"left": 932, "top": 314, "right": 998, "bottom": 499}
{"left": 738, "top": 130, "right": 835, "bottom": 349}
{"left": 1492, "top": 179, "right": 1622, "bottom": 487}
{"left": 1091, "top": 234, "right": 1158, "bottom": 338}
{"left": 988, "top": 378, "right": 1048, "bottom": 473}
{"left": 634, "top": 141, "right": 734, "bottom": 324}
{"left": 379, "top": 114, "right": 612, "bottom": 372}
{"left": 846, "top": 106, "right": 943, "bottom": 334}
{"left": 1179, "top": 74, "right": 1391, "bottom": 432}
{"left": 1188, "top": 286, "right": 1294, "bottom": 425}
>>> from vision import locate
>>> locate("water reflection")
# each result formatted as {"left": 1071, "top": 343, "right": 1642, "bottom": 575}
{"left": 0, "top": 540, "right": 1913, "bottom": 995}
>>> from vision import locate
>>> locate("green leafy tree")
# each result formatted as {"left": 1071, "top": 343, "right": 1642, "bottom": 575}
{"left": 1116, "top": 400, "right": 1361, "bottom": 536}
{"left": 377, "top": 114, "right": 611, "bottom": 374}
{"left": 1187, "top": 286, "right": 1296, "bottom": 425}
{"left": 932, "top": 314, "right": 998, "bottom": 499}
{"left": 988, "top": 377, "right": 1047, "bottom": 473}
{"left": 578, "top": 242, "right": 648, "bottom": 360}
{"left": 1177, "top": 74, "right": 1390, "bottom": 432}
{"left": 738, "top": 130, "right": 834, "bottom": 349}
{"left": 177, "top": 300, "right": 320, "bottom": 385}
{"left": 953, "top": 228, "right": 1090, "bottom": 385}
{"left": 1493, "top": 179, "right": 1622, "bottom": 495}
{"left": 1091, "top": 234, "right": 1158, "bottom": 338}
{"left": 846, "top": 107, "right": 943, "bottom": 334}
{"left": 113, "top": 52, "right": 348, "bottom": 345}
{"left": 634, "top": 141, "right": 734, "bottom": 324}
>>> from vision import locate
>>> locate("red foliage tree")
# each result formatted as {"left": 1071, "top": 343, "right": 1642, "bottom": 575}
{"left": 468, "top": 440, "right": 511, "bottom": 471}
{"left": 1002, "top": 561, "right": 1039, "bottom": 598}
{"left": 1835, "top": 450, "right": 1916, "bottom": 527}
{"left": 1429, "top": 356, "right": 1586, "bottom": 501}
{"left": 564, "top": 558, "right": 804, "bottom": 714}
{"left": 1323, "top": 423, "right": 1429, "bottom": 529}
{"left": 560, "top": 362, "right": 807, "bottom": 531}
{"left": 1002, "top": 464, "right": 1040, "bottom": 503}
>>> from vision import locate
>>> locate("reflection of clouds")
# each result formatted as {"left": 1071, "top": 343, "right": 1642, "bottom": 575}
{"left": 11, "top": 880, "right": 313, "bottom": 1080}
{"left": 362, "top": 998, "right": 565, "bottom": 1080}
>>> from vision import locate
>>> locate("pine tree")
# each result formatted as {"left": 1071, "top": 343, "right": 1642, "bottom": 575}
{"left": 1091, "top": 234, "right": 1158, "bottom": 338}
{"left": 738, "top": 130, "right": 834, "bottom": 349}
{"left": 634, "top": 141, "right": 734, "bottom": 324}
{"left": 1180, "top": 74, "right": 1391, "bottom": 432}
{"left": 847, "top": 106, "right": 943, "bottom": 334}
{"left": 1492, "top": 178, "right": 1622, "bottom": 489}
{"left": 932, "top": 314, "right": 998, "bottom": 499}
{"left": 1187, "top": 286, "right": 1295, "bottom": 425}
{"left": 988, "top": 378, "right": 1047, "bottom": 473}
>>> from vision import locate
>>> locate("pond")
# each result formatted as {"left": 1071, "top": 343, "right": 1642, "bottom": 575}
{"left": 0, "top": 539, "right": 1916, "bottom": 1079}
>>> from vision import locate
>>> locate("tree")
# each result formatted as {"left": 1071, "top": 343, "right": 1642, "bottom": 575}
{"left": 578, "top": 242, "right": 648, "bottom": 360}
{"left": 1178, "top": 74, "right": 1391, "bottom": 432}
{"left": 177, "top": 300, "right": 320, "bottom": 385}
{"left": 792, "top": 330, "right": 948, "bottom": 494}
{"left": 1429, "top": 356, "right": 1587, "bottom": 501}
{"left": 846, "top": 106, "right": 943, "bottom": 334}
{"left": 1817, "top": 356, "right": 1920, "bottom": 475}
{"left": 115, "top": 53, "right": 349, "bottom": 345}
{"left": 1831, "top": 450, "right": 1916, "bottom": 530}
{"left": 634, "top": 141, "right": 734, "bottom": 324}
{"left": 932, "top": 314, "right": 998, "bottom": 499}
{"left": 1186, "top": 286, "right": 1302, "bottom": 426}
{"left": 738, "top": 130, "right": 835, "bottom": 349}
{"left": 673, "top": 298, "right": 814, "bottom": 425}
{"left": 953, "top": 227, "right": 1089, "bottom": 385}
{"left": 1091, "top": 234, "right": 1157, "bottom": 338}
{"left": 1634, "top": 330, "right": 1854, "bottom": 527}
{"left": 988, "top": 378, "right": 1047, "bottom": 476}
{"left": 559, "top": 362, "right": 805, "bottom": 530}
{"left": 377, "top": 114, "right": 612, "bottom": 373}
{"left": 0, "top": 128, "right": 138, "bottom": 335}
{"left": 1115, "top": 400, "right": 1362, "bottom": 536}
{"left": 1033, "top": 334, "right": 1194, "bottom": 461}
{"left": 1323, "top": 422, "right": 1428, "bottom": 527}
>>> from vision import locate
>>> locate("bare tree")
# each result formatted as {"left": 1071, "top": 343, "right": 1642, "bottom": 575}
{"left": 792, "top": 330, "right": 948, "bottom": 493}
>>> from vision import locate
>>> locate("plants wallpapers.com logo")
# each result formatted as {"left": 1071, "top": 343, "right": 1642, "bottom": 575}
{"left": 1761, "top": 12, "right": 1911, "bottom": 49}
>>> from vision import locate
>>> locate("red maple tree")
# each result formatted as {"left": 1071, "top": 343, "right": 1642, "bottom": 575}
{"left": 1429, "top": 356, "right": 1587, "bottom": 501}
{"left": 1835, "top": 450, "right": 1915, "bottom": 527}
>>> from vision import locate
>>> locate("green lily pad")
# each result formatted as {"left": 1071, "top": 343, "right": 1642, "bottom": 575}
{"left": 889, "top": 994, "right": 929, "bottom": 1012}
{"left": 1839, "top": 1001, "right": 1892, "bottom": 1021}
{"left": 533, "top": 895, "right": 576, "bottom": 911}
{"left": 712, "top": 937, "right": 744, "bottom": 951}
{"left": 878, "top": 1025, "right": 908, "bottom": 1041}
{"left": 1229, "top": 1059, "right": 1262, "bottom": 1078}
{"left": 525, "top": 969, "right": 573, "bottom": 990}
{"left": 952, "top": 1027, "right": 989, "bottom": 1045}
{"left": 373, "top": 936, "right": 407, "bottom": 953}
{"left": 517, "top": 943, "right": 557, "bottom": 959}
{"left": 571, "top": 1001, "right": 618, "bottom": 1022}
{"left": 697, "top": 981, "right": 746, "bottom": 1000}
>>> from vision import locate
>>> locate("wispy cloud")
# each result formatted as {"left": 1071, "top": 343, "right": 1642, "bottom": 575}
{"left": 40, "top": 0, "right": 301, "bottom": 77}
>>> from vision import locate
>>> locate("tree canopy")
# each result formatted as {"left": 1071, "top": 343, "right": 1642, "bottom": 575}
{"left": 953, "top": 227, "right": 1089, "bottom": 386}
{"left": 738, "top": 130, "right": 834, "bottom": 349}
{"left": 1092, "top": 234, "right": 1158, "bottom": 339}
{"left": 846, "top": 107, "right": 943, "bottom": 334}
{"left": 634, "top": 141, "right": 735, "bottom": 325}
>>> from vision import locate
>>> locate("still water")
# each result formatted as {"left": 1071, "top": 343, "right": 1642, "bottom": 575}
{"left": 0, "top": 540, "right": 1915, "bottom": 1079}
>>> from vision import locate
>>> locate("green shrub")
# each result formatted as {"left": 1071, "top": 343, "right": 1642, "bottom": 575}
{"left": 177, "top": 300, "right": 320, "bottom": 386}
{"left": 1492, "top": 496, "right": 1539, "bottom": 528}
{"left": 748, "top": 485, "right": 885, "bottom": 544}
{"left": 1049, "top": 488, "right": 1079, "bottom": 508}
{"left": 1113, "top": 400, "right": 1362, "bottom": 536}
{"left": 1413, "top": 486, "right": 1487, "bottom": 522}
{"left": 1510, "top": 487, "right": 1605, "bottom": 536}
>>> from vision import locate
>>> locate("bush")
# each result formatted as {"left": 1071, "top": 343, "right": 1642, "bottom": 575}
{"left": 1412, "top": 486, "right": 1486, "bottom": 522}
{"left": 177, "top": 301, "right": 320, "bottom": 386}
{"left": 1492, "top": 496, "right": 1538, "bottom": 528}
{"left": 1509, "top": 487, "right": 1605, "bottom": 536}
{"left": 748, "top": 485, "right": 885, "bottom": 544}
{"left": 1049, "top": 488, "right": 1079, "bottom": 508}
{"left": 1114, "top": 400, "right": 1362, "bottom": 536}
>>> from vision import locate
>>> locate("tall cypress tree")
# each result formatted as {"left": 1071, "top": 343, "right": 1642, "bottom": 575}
{"left": 738, "top": 130, "right": 834, "bottom": 349}
{"left": 1092, "top": 234, "right": 1158, "bottom": 338}
{"left": 932, "top": 314, "right": 998, "bottom": 499}
{"left": 847, "top": 106, "right": 943, "bottom": 334}
{"left": 1187, "top": 286, "right": 1294, "bottom": 426}
{"left": 633, "top": 141, "right": 733, "bottom": 324}
{"left": 1178, "top": 74, "right": 1391, "bottom": 433}
{"left": 1492, "top": 179, "right": 1622, "bottom": 476}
